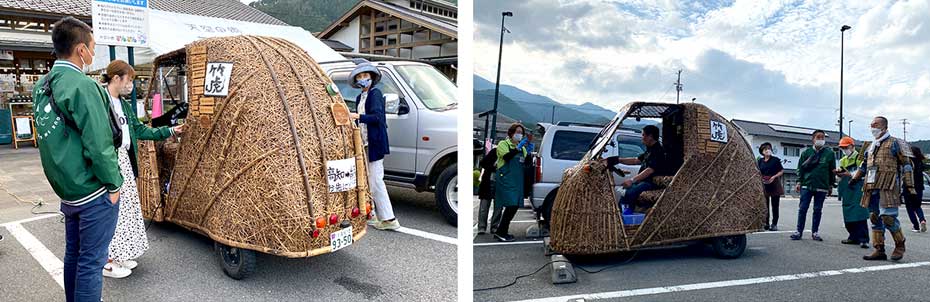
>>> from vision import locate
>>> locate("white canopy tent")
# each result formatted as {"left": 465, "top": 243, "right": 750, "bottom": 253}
{"left": 90, "top": 9, "right": 345, "bottom": 71}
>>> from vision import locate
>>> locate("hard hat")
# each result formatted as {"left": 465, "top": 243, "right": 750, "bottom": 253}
{"left": 838, "top": 136, "right": 855, "bottom": 147}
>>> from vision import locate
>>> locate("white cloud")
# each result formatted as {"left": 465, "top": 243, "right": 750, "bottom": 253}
{"left": 474, "top": 0, "right": 930, "bottom": 141}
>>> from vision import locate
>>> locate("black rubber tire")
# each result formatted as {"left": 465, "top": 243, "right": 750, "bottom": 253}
{"left": 540, "top": 188, "right": 558, "bottom": 223}
{"left": 435, "top": 164, "right": 458, "bottom": 226}
{"left": 215, "top": 241, "right": 257, "bottom": 280}
{"left": 711, "top": 234, "right": 747, "bottom": 259}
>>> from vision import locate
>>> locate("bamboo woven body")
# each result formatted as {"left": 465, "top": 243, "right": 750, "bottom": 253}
{"left": 550, "top": 103, "right": 766, "bottom": 255}
{"left": 137, "top": 36, "right": 370, "bottom": 258}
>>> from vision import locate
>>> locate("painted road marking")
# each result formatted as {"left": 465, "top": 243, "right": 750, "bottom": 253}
{"left": 510, "top": 262, "right": 930, "bottom": 302}
{"left": 395, "top": 226, "right": 457, "bottom": 245}
{"left": 4, "top": 223, "right": 64, "bottom": 289}
{"left": 474, "top": 240, "right": 545, "bottom": 247}
{"left": 0, "top": 213, "right": 60, "bottom": 227}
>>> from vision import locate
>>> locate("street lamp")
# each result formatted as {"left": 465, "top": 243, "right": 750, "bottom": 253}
{"left": 848, "top": 120, "right": 853, "bottom": 137}
{"left": 489, "top": 11, "right": 513, "bottom": 143}
{"left": 839, "top": 24, "right": 851, "bottom": 138}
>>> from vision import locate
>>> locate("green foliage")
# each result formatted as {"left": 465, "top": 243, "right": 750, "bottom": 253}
{"left": 249, "top": 0, "right": 359, "bottom": 32}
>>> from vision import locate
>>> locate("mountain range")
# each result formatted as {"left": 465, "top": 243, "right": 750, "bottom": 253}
{"left": 473, "top": 75, "right": 618, "bottom": 128}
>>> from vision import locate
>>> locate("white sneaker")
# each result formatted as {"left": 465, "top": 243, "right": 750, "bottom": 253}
{"left": 374, "top": 220, "right": 400, "bottom": 230}
{"left": 118, "top": 260, "right": 138, "bottom": 270}
{"left": 102, "top": 262, "right": 131, "bottom": 278}
{"left": 367, "top": 213, "right": 379, "bottom": 226}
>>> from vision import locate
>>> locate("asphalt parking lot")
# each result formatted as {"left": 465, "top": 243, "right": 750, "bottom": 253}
{"left": 0, "top": 147, "right": 457, "bottom": 302}
{"left": 473, "top": 196, "right": 930, "bottom": 302}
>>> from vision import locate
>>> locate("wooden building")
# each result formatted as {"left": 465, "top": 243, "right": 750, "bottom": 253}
{"left": 316, "top": 0, "right": 457, "bottom": 81}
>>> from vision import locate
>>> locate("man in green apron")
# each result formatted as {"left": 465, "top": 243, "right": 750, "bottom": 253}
{"left": 836, "top": 136, "right": 869, "bottom": 248}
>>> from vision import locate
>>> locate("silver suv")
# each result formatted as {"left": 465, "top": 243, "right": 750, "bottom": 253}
{"left": 322, "top": 60, "right": 459, "bottom": 225}
{"left": 532, "top": 122, "right": 645, "bottom": 222}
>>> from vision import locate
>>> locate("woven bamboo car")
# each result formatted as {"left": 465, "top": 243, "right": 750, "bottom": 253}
{"left": 549, "top": 102, "right": 767, "bottom": 258}
{"left": 135, "top": 36, "right": 371, "bottom": 279}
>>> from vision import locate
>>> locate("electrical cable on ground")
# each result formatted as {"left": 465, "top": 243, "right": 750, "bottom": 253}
{"left": 473, "top": 250, "right": 639, "bottom": 291}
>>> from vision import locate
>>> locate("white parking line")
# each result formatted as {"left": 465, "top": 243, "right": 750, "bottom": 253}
{"left": 474, "top": 240, "right": 544, "bottom": 247}
{"left": 4, "top": 223, "right": 64, "bottom": 289}
{"left": 394, "top": 226, "right": 458, "bottom": 245}
{"left": 0, "top": 213, "right": 60, "bottom": 227}
{"left": 510, "top": 261, "right": 930, "bottom": 302}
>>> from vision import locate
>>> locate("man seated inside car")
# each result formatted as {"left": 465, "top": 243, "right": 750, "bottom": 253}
{"left": 602, "top": 125, "right": 668, "bottom": 215}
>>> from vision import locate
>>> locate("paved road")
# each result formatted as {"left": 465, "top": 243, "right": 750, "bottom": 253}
{"left": 0, "top": 147, "right": 457, "bottom": 302}
{"left": 473, "top": 196, "right": 930, "bottom": 301}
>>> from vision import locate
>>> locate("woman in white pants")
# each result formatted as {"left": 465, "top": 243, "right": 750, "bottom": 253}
{"left": 349, "top": 62, "right": 398, "bottom": 230}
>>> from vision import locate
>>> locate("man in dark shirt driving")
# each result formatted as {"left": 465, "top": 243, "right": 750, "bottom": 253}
{"left": 603, "top": 125, "right": 666, "bottom": 215}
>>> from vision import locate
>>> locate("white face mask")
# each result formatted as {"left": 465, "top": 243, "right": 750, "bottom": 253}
{"left": 79, "top": 44, "right": 94, "bottom": 74}
{"left": 513, "top": 133, "right": 523, "bottom": 141}
{"left": 842, "top": 148, "right": 852, "bottom": 156}
{"left": 814, "top": 139, "right": 825, "bottom": 148}
{"left": 871, "top": 128, "right": 883, "bottom": 139}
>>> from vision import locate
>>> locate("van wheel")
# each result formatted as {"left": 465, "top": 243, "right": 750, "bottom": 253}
{"left": 435, "top": 164, "right": 458, "bottom": 226}
{"left": 215, "top": 241, "right": 257, "bottom": 280}
{"left": 711, "top": 235, "right": 747, "bottom": 259}
{"left": 540, "top": 188, "right": 558, "bottom": 223}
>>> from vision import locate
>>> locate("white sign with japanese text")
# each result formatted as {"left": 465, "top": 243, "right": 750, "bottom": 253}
{"left": 710, "top": 120, "right": 728, "bottom": 143}
{"left": 326, "top": 158, "right": 357, "bottom": 193}
{"left": 203, "top": 62, "right": 233, "bottom": 97}
{"left": 92, "top": 0, "right": 149, "bottom": 47}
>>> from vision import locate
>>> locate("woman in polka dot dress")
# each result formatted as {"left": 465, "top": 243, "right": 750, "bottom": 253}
{"left": 99, "top": 60, "right": 184, "bottom": 278}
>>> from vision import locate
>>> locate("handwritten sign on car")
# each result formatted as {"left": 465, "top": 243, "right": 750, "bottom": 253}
{"left": 203, "top": 62, "right": 233, "bottom": 97}
{"left": 710, "top": 120, "right": 728, "bottom": 143}
{"left": 326, "top": 158, "right": 357, "bottom": 193}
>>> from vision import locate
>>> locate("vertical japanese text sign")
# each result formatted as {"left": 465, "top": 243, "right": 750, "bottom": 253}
{"left": 710, "top": 120, "right": 728, "bottom": 143}
{"left": 92, "top": 0, "right": 149, "bottom": 47}
{"left": 204, "top": 62, "right": 233, "bottom": 97}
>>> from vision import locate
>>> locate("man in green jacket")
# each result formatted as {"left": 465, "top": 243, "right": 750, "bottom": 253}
{"left": 33, "top": 17, "right": 122, "bottom": 302}
{"left": 791, "top": 130, "right": 836, "bottom": 241}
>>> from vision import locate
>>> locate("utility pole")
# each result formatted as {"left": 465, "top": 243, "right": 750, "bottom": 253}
{"left": 840, "top": 25, "right": 851, "bottom": 138}
{"left": 490, "top": 11, "right": 513, "bottom": 143}
{"left": 902, "top": 119, "right": 910, "bottom": 141}
{"left": 675, "top": 70, "right": 682, "bottom": 104}
{"left": 551, "top": 105, "right": 555, "bottom": 123}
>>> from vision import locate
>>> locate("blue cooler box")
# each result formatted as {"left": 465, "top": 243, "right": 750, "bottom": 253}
{"left": 622, "top": 213, "right": 645, "bottom": 225}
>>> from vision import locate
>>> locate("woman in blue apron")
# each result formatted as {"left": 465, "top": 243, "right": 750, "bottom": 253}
{"left": 493, "top": 123, "right": 529, "bottom": 242}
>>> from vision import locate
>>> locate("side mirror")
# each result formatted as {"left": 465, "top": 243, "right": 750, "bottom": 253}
{"left": 398, "top": 101, "right": 410, "bottom": 115}
{"left": 384, "top": 93, "right": 400, "bottom": 114}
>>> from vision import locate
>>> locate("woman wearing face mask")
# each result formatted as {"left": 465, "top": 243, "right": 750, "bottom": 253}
{"left": 100, "top": 60, "right": 184, "bottom": 278}
{"left": 348, "top": 62, "right": 398, "bottom": 230}
{"left": 835, "top": 137, "right": 869, "bottom": 248}
{"left": 492, "top": 123, "right": 529, "bottom": 242}
{"left": 757, "top": 143, "right": 784, "bottom": 231}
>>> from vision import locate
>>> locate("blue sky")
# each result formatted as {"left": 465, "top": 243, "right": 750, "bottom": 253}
{"left": 474, "top": 0, "right": 930, "bottom": 141}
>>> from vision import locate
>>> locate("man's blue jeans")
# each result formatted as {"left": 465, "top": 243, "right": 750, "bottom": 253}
{"left": 60, "top": 193, "right": 120, "bottom": 302}
{"left": 797, "top": 189, "right": 827, "bottom": 233}
{"left": 620, "top": 181, "right": 657, "bottom": 207}
{"left": 867, "top": 191, "right": 901, "bottom": 232}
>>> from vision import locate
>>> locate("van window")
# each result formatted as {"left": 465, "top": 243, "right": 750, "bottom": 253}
{"left": 551, "top": 130, "right": 597, "bottom": 160}
{"left": 331, "top": 70, "right": 403, "bottom": 113}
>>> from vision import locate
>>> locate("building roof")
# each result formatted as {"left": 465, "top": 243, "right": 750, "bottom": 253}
{"left": 732, "top": 119, "right": 844, "bottom": 145}
{"left": 0, "top": 0, "right": 287, "bottom": 25}
{"left": 320, "top": 39, "right": 354, "bottom": 52}
{"left": 318, "top": 0, "right": 456, "bottom": 39}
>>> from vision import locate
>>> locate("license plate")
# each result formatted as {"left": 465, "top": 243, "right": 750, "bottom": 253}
{"left": 330, "top": 226, "right": 353, "bottom": 252}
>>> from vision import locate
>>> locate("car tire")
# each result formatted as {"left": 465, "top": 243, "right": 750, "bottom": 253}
{"left": 711, "top": 234, "right": 747, "bottom": 259}
{"left": 215, "top": 241, "right": 257, "bottom": 280}
{"left": 540, "top": 188, "right": 558, "bottom": 223}
{"left": 435, "top": 164, "right": 458, "bottom": 226}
